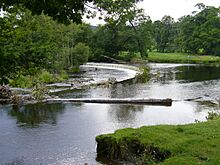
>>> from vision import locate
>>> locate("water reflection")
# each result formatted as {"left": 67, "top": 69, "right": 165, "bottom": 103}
{"left": 107, "top": 104, "right": 144, "bottom": 122}
{"left": 8, "top": 103, "right": 65, "bottom": 127}
{"left": 151, "top": 65, "right": 220, "bottom": 83}
{"left": 176, "top": 65, "right": 220, "bottom": 82}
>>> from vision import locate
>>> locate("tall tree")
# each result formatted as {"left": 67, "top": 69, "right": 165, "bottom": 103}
{"left": 153, "top": 15, "right": 176, "bottom": 53}
{"left": 94, "top": 0, "right": 151, "bottom": 57}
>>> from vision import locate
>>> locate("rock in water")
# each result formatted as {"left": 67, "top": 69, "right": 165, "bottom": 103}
{"left": 0, "top": 85, "right": 13, "bottom": 99}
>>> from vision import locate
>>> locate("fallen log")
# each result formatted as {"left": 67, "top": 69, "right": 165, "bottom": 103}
{"left": 46, "top": 98, "right": 172, "bottom": 106}
{"left": 184, "top": 97, "right": 202, "bottom": 101}
{"left": 100, "top": 55, "right": 126, "bottom": 64}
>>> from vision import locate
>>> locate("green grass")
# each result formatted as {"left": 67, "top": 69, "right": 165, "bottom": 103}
{"left": 9, "top": 70, "right": 69, "bottom": 88}
{"left": 96, "top": 118, "right": 220, "bottom": 164}
{"left": 148, "top": 52, "right": 220, "bottom": 64}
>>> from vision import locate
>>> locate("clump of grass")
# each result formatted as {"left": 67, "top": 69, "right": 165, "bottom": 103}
{"left": 136, "top": 66, "right": 150, "bottom": 82}
{"left": 38, "top": 70, "right": 55, "bottom": 84}
{"left": 58, "top": 70, "right": 69, "bottom": 81}
{"left": 96, "top": 118, "right": 220, "bottom": 164}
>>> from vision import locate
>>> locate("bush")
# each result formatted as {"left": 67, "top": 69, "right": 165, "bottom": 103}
{"left": 56, "top": 70, "right": 69, "bottom": 81}
{"left": 72, "top": 43, "right": 91, "bottom": 67}
{"left": 10, "top": 70, "right": 69, "bottom": 88}
{"left": 9, "top": 75, "right": 33, "bottom": 88}
{"left": 38, "top": 70, "right": 55, "bottom": 84}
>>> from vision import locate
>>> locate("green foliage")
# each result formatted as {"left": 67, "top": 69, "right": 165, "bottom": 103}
{"left": 1, "top": 0, "right": 143, "bottom": 24}
{"left": 96, "top": 118, "right": 220, "bottom": 164}
{"left": 177, "top": 5, "right": 220, "bottom": 56}
{"left": 0, "top": 7, "right": 91, "bottom": 85}
{"left": 9, "top": 75, "right": 33, "bottom": 88}
{"left": 118, "top": 51, "right": 142, "bottom": 61}
{"left": 71, "top": 42, "right": 91, "bottom": 67}
{"left": 90, "top": 0, "right": 153, "bottom": 59}
{"left": 153, "top": 16, "right": 177, "bottom": 53}
{"left": 58, "top": 71, "right": 69, "bottom": 81}
{"left": 38, "top": 71, "right": 55, "bottom": 84}
{"left": 9, "top": 70, "right": 69, "bottom": 88}
{"left": 0, "top": 0, "right": 94, "bottom": 24}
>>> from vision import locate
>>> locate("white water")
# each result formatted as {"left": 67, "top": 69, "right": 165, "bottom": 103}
{"left": 81, "top": 62, "right": 141, "bottom": 82}
{"left": 48, "top": 63, "right": 142, "bottom": 93}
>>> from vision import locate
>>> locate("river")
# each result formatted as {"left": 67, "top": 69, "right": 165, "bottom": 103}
{"left": 0, "top": 63, "right": 220, "bottom": 165}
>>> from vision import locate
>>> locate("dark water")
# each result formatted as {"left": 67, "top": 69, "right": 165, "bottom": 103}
{"left": 0, "top": 63, "right": 220, "bottom": 165}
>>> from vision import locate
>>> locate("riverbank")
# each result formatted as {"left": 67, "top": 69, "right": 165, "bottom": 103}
{"left": 148, "top": 52, "right": 220, "bottom": 64}
{"left": 96, "top": 117, "right": 220, "bottom": 164}
{"left": 1, "top": 63, "right": 145, "bottom": 105}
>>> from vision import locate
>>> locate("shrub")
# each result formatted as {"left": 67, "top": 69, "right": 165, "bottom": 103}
{"left": 9, "top": 75, "right": 33, "bottom": 88}
{"left": 72, "top": 43, "right": 91, "bottom": 67}
{"left": 38, "top": 70, "right": 55, "bottom": 84}
{"left": 56, "top": 70, "right": 69, "bottom": 81}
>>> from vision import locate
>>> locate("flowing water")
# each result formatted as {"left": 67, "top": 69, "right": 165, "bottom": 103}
{"left": 0, "top": 63, "right": 220, "bottom": 165}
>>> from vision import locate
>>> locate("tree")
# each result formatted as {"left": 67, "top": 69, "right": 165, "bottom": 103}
{"left": 0, "top": 16, "right": 18, "bottom": 83}
{"left": 103, "top": 0, "right": 148, "bottom": 57}
{"left": 0, "top": 0, "right": 143, "bottom": 24}
{"left": 91, "top": 0, "right": 151, "bottom": 58}
{"left": 71, "top": 43, "right": 91, "bottom": 67}
{"left": 177, "top": 5, "right": 220, "bottom": 55}
{"left": 153, "top": 15, "right": 176, "bottom": 52}
{"left": 0, "top": 0, "right": 94, "bottom": 24}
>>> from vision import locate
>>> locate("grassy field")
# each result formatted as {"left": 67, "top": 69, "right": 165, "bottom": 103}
{"left": 148, "top": 52, "right": 220, "bottom": 64}
{"left": 96, "top": 117, "right": 220, "bottom": 164}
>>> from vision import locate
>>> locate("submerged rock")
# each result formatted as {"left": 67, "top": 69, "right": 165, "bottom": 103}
{"left": 0, "top": 86, "right": 14, "bottom": 105}
{"left": 108, "top": 77, "right": 117, "bottom": 84}
{"left": 0, "top": 86, "right": 27, "bottom": 105}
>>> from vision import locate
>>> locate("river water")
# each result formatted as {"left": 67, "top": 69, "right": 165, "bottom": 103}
{"left": 0, "top": 63, "right": 220, "bottom": 165}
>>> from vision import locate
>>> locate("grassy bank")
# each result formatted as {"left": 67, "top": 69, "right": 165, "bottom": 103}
{"left": 148, "top": 52, "right": 220, "bottom": 64}
{"left": 96, "top": 118, "right": 220, "bottom": 164}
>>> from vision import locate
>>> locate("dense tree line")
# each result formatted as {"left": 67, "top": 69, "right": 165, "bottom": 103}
{"left": 178, "top": 5, "right": 220, "bottom": 55}
{"left": 92, "top": 4, "right": 220, "bottom": 58}
{"left": 152, "top": 4, "right": 220, "bottom": 55}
